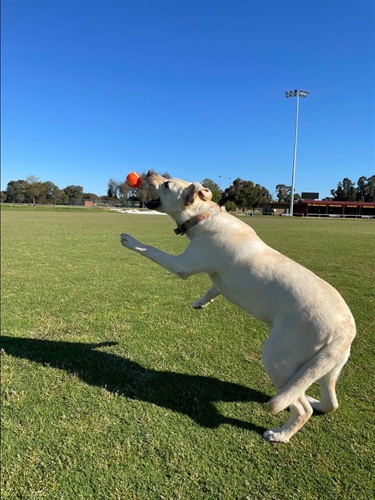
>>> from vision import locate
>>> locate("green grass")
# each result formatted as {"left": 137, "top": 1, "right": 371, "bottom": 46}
{"left": 1, "top": 206, "right": 374, "bottom": 499}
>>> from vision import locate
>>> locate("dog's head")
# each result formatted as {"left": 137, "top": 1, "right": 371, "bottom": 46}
{"left": 145, "top": 171, "right": 213, "bottom": 223}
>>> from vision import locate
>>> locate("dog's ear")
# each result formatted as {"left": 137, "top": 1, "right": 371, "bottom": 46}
{"left": 198, "top": 187, "right": 213, "bottom": 201}
{"left": 183, "top": 183, "right": 212, "bottom": 205}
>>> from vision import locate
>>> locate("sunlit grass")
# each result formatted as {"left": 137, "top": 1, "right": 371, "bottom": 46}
{"left": 1, "top": 206, "right": 374, "bottom": 498}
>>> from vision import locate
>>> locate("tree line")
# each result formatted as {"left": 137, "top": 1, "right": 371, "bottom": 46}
{"left": 329, "top": 176, "right": 375, "bottom": 202}
{"left": 2, "top": 176, "right": 102, "bottom": 205}
{"left": 275, "top": 175, "right": 375, "bottom": 204}
{"left": 2, "top": 173, "right": 374, "bottom": 209}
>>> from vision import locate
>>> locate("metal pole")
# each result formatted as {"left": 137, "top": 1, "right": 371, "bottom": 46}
{"left": 290, "top": 93, "right": 300, "bottom": 216}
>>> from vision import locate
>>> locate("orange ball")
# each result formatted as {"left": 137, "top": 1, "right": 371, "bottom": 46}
{"left": 126, "top": 172, "right": 142, "bottom": 188}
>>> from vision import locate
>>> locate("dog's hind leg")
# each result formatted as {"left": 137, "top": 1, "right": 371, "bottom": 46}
{"left": 193, "top": 285, "right": 220, "bottom": 309}
{"left": 262, "top": 327, "right": 317, "bottom": 442}
{"left": 263, "top": 394, "right": 313, "bottom": 443}
{"left": 307, "top": 347, "right": 350, "bottom": 413}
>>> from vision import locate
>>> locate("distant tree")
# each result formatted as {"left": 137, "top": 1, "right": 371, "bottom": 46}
{"left": 24, "top": 176, "right": 43, "bottom": 204}
{"left": 4, "top": 179, "right": 29, "bottom": 203}
{"left": 107, "top": 179, "right": 119, "bottom": 199}
{"left": 201, "top": 178, "right": 222, "bottom": 203}
{"left": 37, "top": 181, "right": 62, "bottom": 204}
{"left": 224, "top": 201, "right": 237, "bottom": 212}
{"left": 366, "top": 175, "right": 375, "bottom": 201}
{"left": 357, "top": 176, "right": 368, "bottom": 201}
{"left": 253, "top": 184, "right": 274, "bottom": 207}
{"left": 4, "top": 177, "right": 101, "bottom": 204}
{"left": 63, "top": 185, "right": 84, "bottom": 205}
{"left": 57, "top": 190, "right": 69, "bottom": 205}
{"left": 83, "top": 192, "right": 99, "bottom": 202}
{"left": 98, "top": 195, "right": 111, "bottom": 204}
{"left": 356, "top": 175, "right": 375, "bottom": 202}
{"left": 223, "top": 178, "right": 272, "bottom": 210}
{"left": 276, "top": 184, "right": 291, "bottom": 203}
{"left": 330, "top": 175, "right": 375, "bottom": 202}
{"left": 1, "top": 191, "right": 6, "bottom": 203}
{"left": 4, "top": 178, "right": 59, "bottom": 204}
{"left": 331, "top": 178, "right": 356, "bottom": 201}
{"left": 275, "top": 184, "right": 301, "bottom": 204}
{"left": 118, "top": 181, "right": 128, "bottom": 198}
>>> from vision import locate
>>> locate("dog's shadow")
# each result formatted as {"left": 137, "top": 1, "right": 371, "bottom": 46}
{"left": 1, "top": 336, "right": 268, "bottom": 434}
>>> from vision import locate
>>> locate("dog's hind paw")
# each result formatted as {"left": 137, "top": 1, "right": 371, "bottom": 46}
{"left": 306, "top": 395, "right": 321, "bottom": 411}
{"left": 263, "top": 429, "right": 290, "bottom": 443}
{"left": 306, "top": 395, "right": 338, "bottom": 413}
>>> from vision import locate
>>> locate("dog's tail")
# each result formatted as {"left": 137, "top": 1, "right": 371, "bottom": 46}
{"left": 267, "top": 332, "right": 354, "bottom": 415}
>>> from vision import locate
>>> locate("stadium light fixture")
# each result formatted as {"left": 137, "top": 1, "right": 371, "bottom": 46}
{"left": 285, "top": 89, "right": 309, "bottom": 215}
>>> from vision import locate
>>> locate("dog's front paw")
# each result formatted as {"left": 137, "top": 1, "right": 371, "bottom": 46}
{"left": 192, "top": 299, "right": 204, "bottom": 309}
{"left": 263, "top": 429, "right": 289, "bottom": 443}
{"left": 120, "top": 233, "right": 143, "bottom": 251}
{"left": 192, "top": 298, "right": 211, "bottom": 309}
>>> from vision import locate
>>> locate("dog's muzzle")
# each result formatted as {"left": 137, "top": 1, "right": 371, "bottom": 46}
{"left": 145, "top": 198, "right": 161, "bottom": 209}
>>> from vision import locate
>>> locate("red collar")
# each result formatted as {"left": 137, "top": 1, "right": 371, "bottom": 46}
{"left": 174, "top": 205, "right": 221, "bottom": 236}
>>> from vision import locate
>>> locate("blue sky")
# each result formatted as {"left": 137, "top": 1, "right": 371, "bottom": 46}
{"left": 2, "top": 0, "right": 374, "bottom": 198}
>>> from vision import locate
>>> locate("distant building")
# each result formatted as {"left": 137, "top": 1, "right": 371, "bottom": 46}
{"left": 263, "top": 200, "right": 375, "bottom": 218}
{"left": 84, "top": 200, "right": 94, "bottom": 208}
{"left": 263, "top": 202, "right": 289, "bottom": 216}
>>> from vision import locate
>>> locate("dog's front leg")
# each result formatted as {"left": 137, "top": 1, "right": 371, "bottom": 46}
{"left": 120, "top": 233, "right": 204, "bottom": 279}
{"left": 193, "top": 286, "right": 220, "bottom": 309}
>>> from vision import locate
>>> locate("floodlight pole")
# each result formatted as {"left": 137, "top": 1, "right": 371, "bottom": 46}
{"left": 285, "top": 89, "right": 309, "bottom": 216}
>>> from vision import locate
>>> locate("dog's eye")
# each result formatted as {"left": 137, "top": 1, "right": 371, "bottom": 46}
{"left": 164, "top": 181, "right": 170, "bottom": 190}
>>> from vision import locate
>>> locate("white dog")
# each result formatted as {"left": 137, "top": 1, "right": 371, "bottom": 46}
{"left": 120, "top": 172, "right": 356, "bottom": 442}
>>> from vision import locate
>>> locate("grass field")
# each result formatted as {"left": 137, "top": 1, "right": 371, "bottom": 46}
{"left": 1, "top": 205, "right": 374, "bottom": 499}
